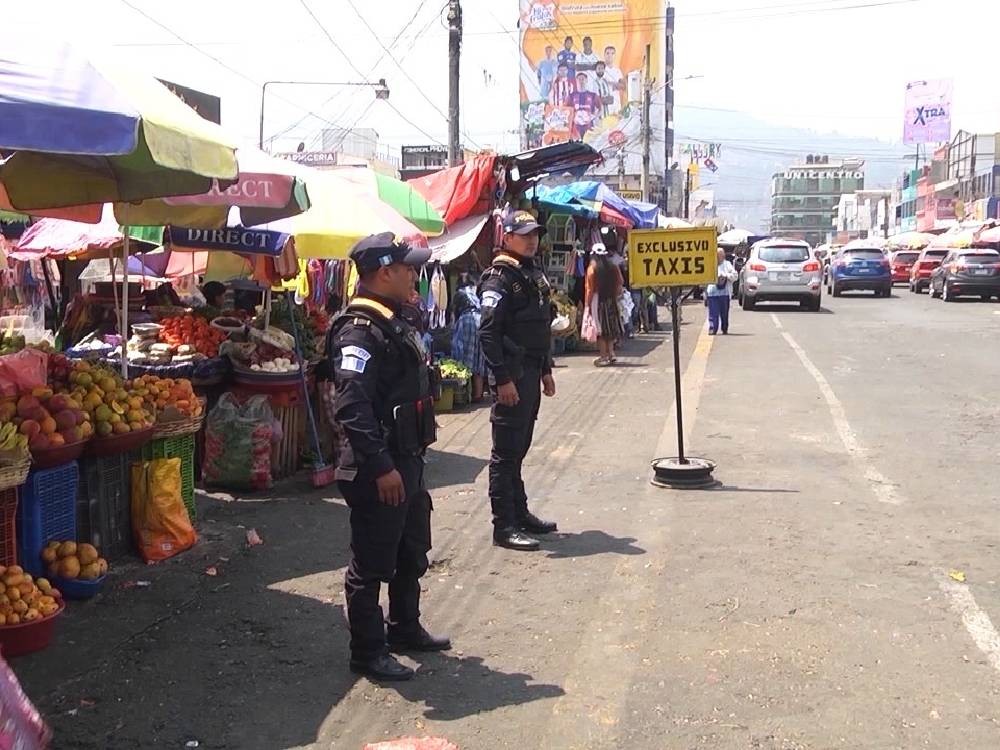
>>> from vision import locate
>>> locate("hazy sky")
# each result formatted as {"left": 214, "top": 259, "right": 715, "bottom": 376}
{"left": 6, "top": 0, "right": 999, "bottom": 158}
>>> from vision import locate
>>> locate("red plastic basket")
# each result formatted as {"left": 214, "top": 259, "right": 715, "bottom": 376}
{"left": 0, "top": 488, "right": 16, "bottom": 568}
{"left": 0, "top": 602, "right": 64, "bottom": 657}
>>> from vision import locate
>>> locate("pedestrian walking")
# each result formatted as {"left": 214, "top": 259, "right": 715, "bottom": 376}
{"left": 585, "top": 242, "right": 624, "bottom": 365}
{"left": 706, "top": 248, "right": 739, "bottom": 335}
{"left": 479, "top": 207, "right": 558, "bottom": 552}
{"left": 450, "top": 273, "right": 487, "bottom": 403}
{"left": 328, "top": 233, "right": 450, "bottom": 682}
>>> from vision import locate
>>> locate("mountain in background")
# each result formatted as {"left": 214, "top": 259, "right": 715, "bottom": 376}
{"left": 675, "top": 105, "right": 911, "bottom": 231}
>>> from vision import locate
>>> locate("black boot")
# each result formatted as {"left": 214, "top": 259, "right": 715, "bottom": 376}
{"left": 388, "top": 625, "right": 452, "bottom": 653}
{"left": 349, "top": 651, "right": 415, "bottom": 681}
{"left": 518, "top": 512, "right": 557, "bottom": 535}
{"left": 493, "top": 527, "right": 540, "bottom": 551}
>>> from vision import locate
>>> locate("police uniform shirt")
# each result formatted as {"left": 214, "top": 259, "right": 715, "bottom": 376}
{"left": 329, "top": 294, "right": 406, "bottom": 478}
{"left": 478, "top": 253, "right": 553, "bottom": 386}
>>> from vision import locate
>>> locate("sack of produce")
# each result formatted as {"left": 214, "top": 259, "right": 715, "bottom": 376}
{"left": 130, "top": 458, "right": 196, "bottom": 562}
{"left": 203, "top": 394, "right": 274, "bottom": 491}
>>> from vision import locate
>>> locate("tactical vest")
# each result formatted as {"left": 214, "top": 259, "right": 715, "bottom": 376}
{"left": 483, "top": 255, "right": 553, "bottom": 359}
{"left": 329, "top": 298, "right": 435, "bottom": 455}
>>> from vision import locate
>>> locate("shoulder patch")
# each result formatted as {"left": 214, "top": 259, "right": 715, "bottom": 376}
{"left": 341, "top": 345, "right": 372, "bottom": 362}
{"left": 481, "top": 290, "right": 503, "bottom": 308}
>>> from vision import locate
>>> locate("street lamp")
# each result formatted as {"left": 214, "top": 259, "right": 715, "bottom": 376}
{"left": 258, "top": 78, "right": 390, "bottom": 150}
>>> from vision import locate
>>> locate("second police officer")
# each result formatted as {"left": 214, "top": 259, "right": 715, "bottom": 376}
{"left": 479, "top": 207, "right": 559, "bottom": 551}
{"left": 328, "top": 233, "right": 449, "bottom": 682}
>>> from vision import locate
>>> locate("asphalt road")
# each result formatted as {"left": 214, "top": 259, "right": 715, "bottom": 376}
{"left": 18, "top": 288, "right": 1000, "bottom": 749}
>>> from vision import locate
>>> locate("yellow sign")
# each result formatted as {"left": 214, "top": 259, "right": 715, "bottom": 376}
{"left": 618, "top": 189, "right": 643, "bottom": 200}
{"left": 628, "top": 227, "right": 718, "bottom": 288}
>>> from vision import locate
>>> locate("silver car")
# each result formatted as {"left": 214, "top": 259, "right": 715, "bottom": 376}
{"left": 739, "top": 239, "right": 823, "bottom": 311}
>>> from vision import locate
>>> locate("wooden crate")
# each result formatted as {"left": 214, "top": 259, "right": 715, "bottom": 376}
{"left": 272, "top": 403, "right": 306, "bottom": 479}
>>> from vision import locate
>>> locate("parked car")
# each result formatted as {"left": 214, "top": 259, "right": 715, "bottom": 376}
{"left": 908, "top": 247, "right": 949, "bottom": 293}
{"left": 739, "top": 239, "right": 822, "bottom": 311}
{"left": 821, "top": 244, "right": 844, "bottom": 285}
{"left": 889, "top": 250, "right": 920, "bottom": 284}
{"left": 929, "top": 248, "right": 1000, "bottom": 301}
{"left": 827, "top": 245, "right": 892, "bottom": 297}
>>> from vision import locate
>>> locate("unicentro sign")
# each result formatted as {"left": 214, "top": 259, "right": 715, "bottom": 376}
{"left": 628, "top": 227, "right": 718, "bottom": 288}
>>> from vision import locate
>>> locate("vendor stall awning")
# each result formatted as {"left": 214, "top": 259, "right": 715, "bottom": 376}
{"left": 429, "top": 214, "right": 489, "bottom": 264}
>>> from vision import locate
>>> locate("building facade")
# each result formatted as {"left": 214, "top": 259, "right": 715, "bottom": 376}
{"left": 771, "top": 155, "right": 865, "bottom": 247}
{"left": 831, "top": 189, "right": 891, "bottom": 242}
{"left": 890, "top": 131, "right": 1000, "bottom": 234}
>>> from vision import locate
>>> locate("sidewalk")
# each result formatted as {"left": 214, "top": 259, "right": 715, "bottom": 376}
{"left": 15, "top": 304, "right": 698, "bottom": 749}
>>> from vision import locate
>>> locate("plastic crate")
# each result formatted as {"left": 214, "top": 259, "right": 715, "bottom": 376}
{"left": 0, "top": 488, "right": 18, "bottom": 568}
{"left": 17, "top": 463, "right": 78, "bottom": 576}
{"left": 137, "top": 435, "right": 195, "bottom": 522}
{"left": 77, "top": 454, "right": 132, "bottom": 560}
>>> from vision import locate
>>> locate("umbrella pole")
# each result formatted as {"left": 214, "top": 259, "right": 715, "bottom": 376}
{"left": 264, "top": 286, "right": 272, "bottom": 329}
{"left": 40, "top": 260, "right": 58, "bottom": 329}
{"left": 121, "top": 232, "right": 130, "bottom": 379}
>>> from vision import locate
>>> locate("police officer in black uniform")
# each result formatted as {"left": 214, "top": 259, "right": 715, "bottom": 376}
{"left": 328, "top": 233, "right": 450, "bottom": 682}
{"left": 479, "top": 207, "right": 559, "bottom": 551}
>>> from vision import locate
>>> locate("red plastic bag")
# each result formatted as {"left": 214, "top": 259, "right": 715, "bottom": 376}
{"left": 0, "top": 653, "right": 51, "bottom": 748}
{"left": 0, "top": 350, "right": 47, "bottom": 399}
{"left": 364, "top": 739, "right": 458, "bottom": 750}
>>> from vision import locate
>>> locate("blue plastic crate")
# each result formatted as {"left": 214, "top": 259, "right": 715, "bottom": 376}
{"left": 17, "top": 462, "right": 79, "bottom": 577}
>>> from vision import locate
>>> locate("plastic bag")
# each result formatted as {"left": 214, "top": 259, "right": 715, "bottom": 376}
{"left": 203, "top": 393, "right": 274, "bottom": 490}
{"left": 581, "top": 307, "right": 598, "bottom": 343}
{"left": 0, "top": 349, "right": 48, "bottom": 399}
{"left": 131, "top": 458, "right": 197, "bottom": 563}
{"left": 619, "top": 289, "right": 635, "bottom": 321}
{"left": 0, "top": 653, "right": 50, "bottom": 748}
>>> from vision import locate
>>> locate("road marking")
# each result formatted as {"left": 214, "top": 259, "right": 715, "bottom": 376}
{"left": 654, "top": 325, "right": 715, "bottom": 455}
{"left": 770, "top": 313, "right": 784, "bottom": 330}
{"left": 774, "top": 318, "right": 903, "bottom": 505}
{"left": 939, "top": 572, "right": 1000, "bottom": 673}
{"left": 542, "top": 325, "right": 717, "bottom": 745}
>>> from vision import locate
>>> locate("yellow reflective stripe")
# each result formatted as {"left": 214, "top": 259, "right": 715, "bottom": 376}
{"left": 493, "top": 254, "right": 522, "bottom": 267}
{"left": 350, "top": 297, "right": 395, "bottom": 320}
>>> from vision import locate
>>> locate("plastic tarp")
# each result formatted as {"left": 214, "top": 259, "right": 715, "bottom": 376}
{"left": 428, "top": 214, "right": 489, "bottom": 263}
{"left": 407, "top": 155, "right": 497, "bottom": 226}
{"left": 11, "top": 205, "right": 159, "bottom": 261}
{"left": 534, "top": 182, "right": 652, "bottom": 228}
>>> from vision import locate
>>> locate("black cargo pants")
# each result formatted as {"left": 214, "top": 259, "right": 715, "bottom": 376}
{"left": 488, "top": 362, "right": 542, "bottom": 531}
{"left": 339, "top": 454, "right": 431, "bottom": 661}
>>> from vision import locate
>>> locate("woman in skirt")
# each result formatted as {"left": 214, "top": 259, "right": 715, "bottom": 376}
{"left": 585, "top": 243, "right": 624, "bottom": 366}
{"left": 450, "top": 276, "right": 488, "bottom": 401}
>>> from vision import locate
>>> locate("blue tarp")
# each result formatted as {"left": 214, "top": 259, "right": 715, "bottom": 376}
{"left": 532, "top": 182, "right": 658, "bottom": 228}
{"left": 0, "top": 40, "right": 139, "bottom": 155}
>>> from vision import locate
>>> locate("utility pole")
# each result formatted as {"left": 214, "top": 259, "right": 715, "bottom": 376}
{"left": 447, "top": 0, "right": 463, "bottom": 167}
{"left": 683, "top": 165, "right": 692, "bottom": 219}
{"left": 664, "top": 5, "right": 675, "bottom": 212}
{"left": 640, "top": 43, "right": 652, "bottom": 203}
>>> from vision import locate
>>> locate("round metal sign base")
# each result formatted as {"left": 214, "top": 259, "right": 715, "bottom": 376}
{"left": 650, "top": 456, "right": 718, "bottom": 490}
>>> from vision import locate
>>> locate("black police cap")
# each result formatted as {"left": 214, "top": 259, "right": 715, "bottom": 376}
{"left": 501, "top": 207, "right": 546, "bottom": 236}
{"left": 349, "top": 232, "right": 431, "bottom": 274}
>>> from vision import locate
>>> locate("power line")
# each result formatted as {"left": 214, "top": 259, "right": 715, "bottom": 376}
{"left": 118, "top": 0, "right": 377, "bottom": 148}
{"left": 298, "top": 0, "right": 449, "bottom": 148}
{"left": 267, "top": 0, "right": 441, "bottom": 146}
{"left": 344, "top": 0, "right": 483, "bottom": 150}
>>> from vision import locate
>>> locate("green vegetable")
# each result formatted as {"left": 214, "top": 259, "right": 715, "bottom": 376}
{"left": 438, "top": 358, "right": 471, "bottom": 380}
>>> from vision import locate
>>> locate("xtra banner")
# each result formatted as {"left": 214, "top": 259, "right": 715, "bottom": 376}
{"left": 903, "top": 79, "right": 953, "bottom": 145}
{"left": 165, "top": 226, "right": 288, "bottom": 256}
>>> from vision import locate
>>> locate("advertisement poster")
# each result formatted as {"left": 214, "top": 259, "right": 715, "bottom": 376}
{"left": 519, "top": 0, "right": 666, "bottom": 176}
{"left": 903, "top": 79, "right": 953, "bottom": 145}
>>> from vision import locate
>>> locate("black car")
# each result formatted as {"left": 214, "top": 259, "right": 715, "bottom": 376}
{"left": 929, "top": 248, "right": 1000, "bottom": 301}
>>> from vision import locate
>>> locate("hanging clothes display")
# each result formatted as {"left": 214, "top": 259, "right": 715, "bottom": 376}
{"left": 429, "top": 265, "right": 448, "bottom": 329}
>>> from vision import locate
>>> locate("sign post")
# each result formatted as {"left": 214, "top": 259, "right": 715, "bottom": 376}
{"left": 628, "top": 226, "right": 719, "bottom": 488}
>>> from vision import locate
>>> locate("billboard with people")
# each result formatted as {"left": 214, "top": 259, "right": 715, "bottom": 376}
{"left": 518, "top": 0, "right": 666, "bottom": 176}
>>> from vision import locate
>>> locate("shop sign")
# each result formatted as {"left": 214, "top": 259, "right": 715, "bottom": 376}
{"left": 274, "top": 151, "right": 339, "bottom": 167}
{"left": 618, "top": 189, "right": 642, "bottom": 200}
{"left": 628, "top": 227, "right": 718, "bottom": 288}
{"left": 167, "top": 226, "right": 288, "bottom": 256}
